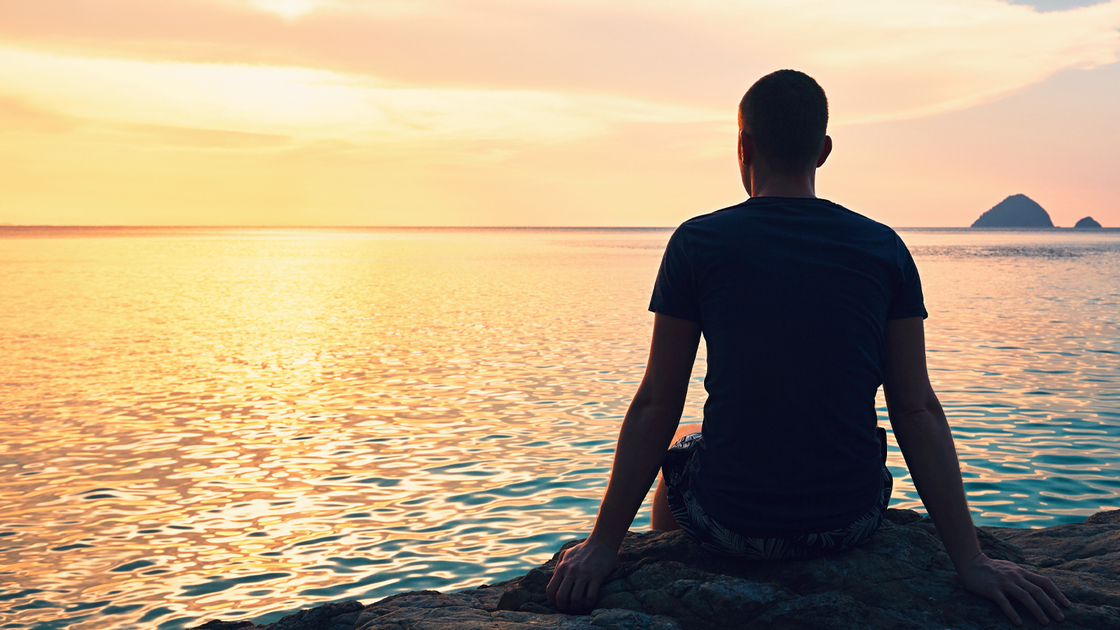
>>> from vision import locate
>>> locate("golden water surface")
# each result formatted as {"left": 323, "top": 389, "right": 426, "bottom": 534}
{"left": 1, "top": 227, "right": 1118, "bottom": 629}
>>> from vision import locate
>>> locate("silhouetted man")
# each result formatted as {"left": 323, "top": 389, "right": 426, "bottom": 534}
{"left": 546, "top": 70, "right": 1069, "bottom": 626}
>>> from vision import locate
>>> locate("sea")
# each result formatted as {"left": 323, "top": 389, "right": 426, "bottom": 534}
{"left": 1, "top": 226, "right": 1118, "bottom": 629}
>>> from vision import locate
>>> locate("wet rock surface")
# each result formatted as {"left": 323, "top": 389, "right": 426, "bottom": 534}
{"left": 194, "top": 509, "right": 1120, "bottom": 629}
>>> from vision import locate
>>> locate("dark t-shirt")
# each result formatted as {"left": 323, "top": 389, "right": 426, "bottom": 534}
{"left": 649, "top": 197, "right": 927, "bottom": 536}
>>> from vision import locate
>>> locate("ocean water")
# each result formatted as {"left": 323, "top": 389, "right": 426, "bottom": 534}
{"left": 1, "top": 226, "right": 1118, "bottom": 629}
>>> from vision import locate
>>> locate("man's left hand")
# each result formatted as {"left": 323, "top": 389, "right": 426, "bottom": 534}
{"left": 958, "top": 553, "right": 1070, "bottom": 626}
{"left": 544, "top": 537, "right": 617, "bottom": 614}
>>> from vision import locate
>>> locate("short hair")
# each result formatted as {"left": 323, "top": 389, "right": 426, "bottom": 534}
{"left": 738, "top": 70, "right": 829, "bottom": 176}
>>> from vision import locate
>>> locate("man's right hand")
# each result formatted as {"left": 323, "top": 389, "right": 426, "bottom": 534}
{"left": 545, "top": 537, "right": 618, "bottom": 614}
{"left": 545, "top": 313, "right": 700, "bottom": 615}
{"left": 958, "top": 553, "right": 1071, "bottom": 626}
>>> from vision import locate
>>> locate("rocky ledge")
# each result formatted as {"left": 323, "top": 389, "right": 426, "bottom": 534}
{"left": 195, "top": 508, "right": 1120, "bottom": 630}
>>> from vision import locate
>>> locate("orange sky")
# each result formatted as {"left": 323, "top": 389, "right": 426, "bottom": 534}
{"left": 0, "top": 0, "right": 1117, "bottom": 227}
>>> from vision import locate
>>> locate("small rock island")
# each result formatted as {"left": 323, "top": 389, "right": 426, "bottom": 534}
{"left": 1075, "top": 216, "right": 1103, "bottom": 229}
{"left": 971, "top": 194, "right": 1054, "bottom": 228}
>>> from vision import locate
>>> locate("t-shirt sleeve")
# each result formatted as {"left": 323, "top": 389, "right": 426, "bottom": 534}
{"left": 887, "top": 235, "right": 928, "bottom": 320}
{"left": 649, "top": 225, "right": 702, "bottom": 322}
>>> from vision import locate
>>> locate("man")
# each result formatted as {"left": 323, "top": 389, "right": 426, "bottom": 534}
{"left": 545, "top": 70, "right": 1070, "bottom": 626}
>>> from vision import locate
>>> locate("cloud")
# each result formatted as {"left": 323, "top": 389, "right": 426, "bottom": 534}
{"left": 247, "top": 0, "right": 325, "bottom": 20}
{"left": 0, "top": 46, "right": 722, "bottom": 147}
{"left": 1005, "top": 0, "right": 1110, "bottom": 12}
{"left": 240, "top": 0, "right": 436, "bottom": 18}
{"left": 782, "top": 0, "right": 1120, "bottom": 122}
{"left": 1, "top": 0, "right": 1118, "bottom": 128}
{"left": 0, "top": 94, "right": 76, "bottom": 133}
{"left": 2, "top": 0, "right": 1119, "bottom": 229}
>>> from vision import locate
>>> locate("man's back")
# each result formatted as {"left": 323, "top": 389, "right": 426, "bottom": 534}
{"left": 547, "top": 70, "right": 1069, "bottom": 625}
{"left": 650, "top": 197, "right": 926, "bottom": 534}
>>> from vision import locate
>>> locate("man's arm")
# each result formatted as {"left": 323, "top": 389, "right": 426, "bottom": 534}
{"left": 883, "top": 317, "right": 1070, "bottom": 626}
{"left": 546, "top": 313, "right": 702, "bottom": 614}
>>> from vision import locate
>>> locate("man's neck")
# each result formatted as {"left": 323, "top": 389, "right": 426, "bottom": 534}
{"left": 749, "top": 172, "right": 817, "bottom": 199}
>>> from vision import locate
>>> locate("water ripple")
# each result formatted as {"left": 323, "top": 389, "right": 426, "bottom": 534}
{"left": 1, "top": 227, "right": 1118, "bottom": 629}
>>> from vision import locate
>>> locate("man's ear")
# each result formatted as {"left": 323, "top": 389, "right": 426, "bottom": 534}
{"left": 816, "top": 135, "right": 833, "bottom": 168}
{"left": 739, "top": 130, "right": 754, "bottom": 164}
{"left": 738, "top": 130, "right": 754, "bottom": 195}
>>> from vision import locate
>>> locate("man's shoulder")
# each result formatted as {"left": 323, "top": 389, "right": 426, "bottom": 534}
{"left": 676, "top": 203, "right": 747, "bottom": 229}
{"left": 675, "top": 198, "right": 899, "bottom": 237}
{"left": 822, "top": 199, "right": 896, "bottom": 227}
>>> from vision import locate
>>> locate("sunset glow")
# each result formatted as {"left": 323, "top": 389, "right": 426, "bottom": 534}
{"left": 1, "top": 0, "right": 1118, "bottom": 227}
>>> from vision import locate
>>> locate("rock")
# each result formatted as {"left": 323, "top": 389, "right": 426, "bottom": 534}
{"left": 1075, "top": 216, "right": 1103, "bottom": 228}
{"left": 193, "top": 508, "right": 1120, "bottom": 630}
{"left": 971, "top": 194, "right": 1054, "bottom": 227}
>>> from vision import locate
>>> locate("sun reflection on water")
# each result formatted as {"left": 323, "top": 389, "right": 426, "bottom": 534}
{"left": 1, "top": 226, "right": 1118, "bottom": 629}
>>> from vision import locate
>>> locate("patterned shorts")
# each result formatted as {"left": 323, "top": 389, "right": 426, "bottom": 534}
{"left": 661, "top": 430, "right": 893, "bottom": 560}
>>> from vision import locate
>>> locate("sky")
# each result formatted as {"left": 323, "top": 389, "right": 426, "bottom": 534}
{"left": 0, "top": 0, "right": 1117, "bottom": 227}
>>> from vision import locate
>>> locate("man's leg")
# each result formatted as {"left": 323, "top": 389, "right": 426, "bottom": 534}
{"left": 651, "top": 424, "right": 701, "bottom": 531}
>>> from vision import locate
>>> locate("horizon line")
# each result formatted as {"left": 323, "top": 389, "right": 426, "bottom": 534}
{"left": 1, "top": 224, "right": 1113, "bottom": 230}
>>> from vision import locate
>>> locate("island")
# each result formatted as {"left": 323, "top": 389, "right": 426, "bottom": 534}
{"left": 1075, "top": 216, "right": 1103, "bottom": 229}
{"left": 193, "top": 508, "right": 1120, "bottom": 630}
{"left": 971, "top": 194, "right": 1054, "bottom": 228}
